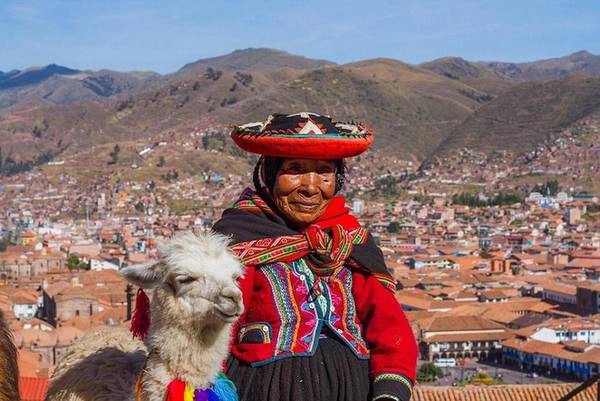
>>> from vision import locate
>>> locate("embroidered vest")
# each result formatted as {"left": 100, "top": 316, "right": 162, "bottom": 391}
{"left": 232, "top": 260, "right": 369, "bottom": 366}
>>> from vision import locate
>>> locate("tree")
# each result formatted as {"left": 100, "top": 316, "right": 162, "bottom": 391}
{"left": 32, "top": 126, "right": 43, "bottom": 139}
{"left": 67, "top": 255, "right": 81, "bottom": 270}
{"left": 471, "top": 370, "right": 496, "bottom": 385}
{"left": 157, "top": 156, "right": 165, "bottom": 167}
{"left": 414, "top": 193, "right": 432, "bottom": 204}
{"left": 204, "top": 67, "right": 222, "bottom": 81}
{"left": 1, "top": 149, "right": 61, "bottom": 176}
{"left": 161, "top": 169, "right": 179, "bottom": 182}
{"left": 202, "top": 135, "right": 209, "bottom": 151}
{"left": 109, "top": 144, "right": 121, "bottom": 164}
{"left": 533, "top": 180, "right": 560, "bottom": 196}
{"left": 387, "top": 221, "right": 400, "bottom": 234}
{"left": 417, "top": 363, "right": 444, "bottom": 383}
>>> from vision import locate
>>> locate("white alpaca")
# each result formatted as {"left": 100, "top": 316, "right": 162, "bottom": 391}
{"left": 46, "top": 232, "right": 244, "bottom": 401}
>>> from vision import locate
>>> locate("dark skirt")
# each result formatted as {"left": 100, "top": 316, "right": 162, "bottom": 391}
{"left": 226, "top": 335, "right": 370, "bottom": 401}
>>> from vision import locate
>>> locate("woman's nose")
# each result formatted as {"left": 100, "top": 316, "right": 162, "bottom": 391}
{"left": 299, "top": 173, "right": 319, "bottom": 195}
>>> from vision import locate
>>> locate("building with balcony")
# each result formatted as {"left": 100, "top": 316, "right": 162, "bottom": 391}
{"left": 418, "top": 315, "right": 513, "bottom": 361}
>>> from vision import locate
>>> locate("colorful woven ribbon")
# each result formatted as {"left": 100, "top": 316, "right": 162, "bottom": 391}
{"left": 165, "top": 373, "right": 238, "bottom": 401}
{"left": 230, "top": 224, "right": 368, "bottom": 276}
{"left": 135, "top": 367, "right": 238, "bottom": 401}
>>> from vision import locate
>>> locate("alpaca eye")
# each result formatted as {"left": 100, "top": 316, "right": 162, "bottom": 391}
{"left": 176, "top": 275, "right": 195, "bottom": 284}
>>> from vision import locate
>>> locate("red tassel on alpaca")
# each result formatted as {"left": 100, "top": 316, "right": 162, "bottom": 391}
{"left": 131, "top": 288, "right": 151, "bottom": 340}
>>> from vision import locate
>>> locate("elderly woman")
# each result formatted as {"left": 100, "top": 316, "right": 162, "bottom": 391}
{"left": 213, "top": 112, "right": 417, "bottom": 401}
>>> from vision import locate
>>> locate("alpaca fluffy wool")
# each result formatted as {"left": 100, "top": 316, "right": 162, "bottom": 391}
{"left": 46, "top": 232, "right": 244, "bottom": 401}
{"left": 46, "top": 328, "right": 145, "bottom": 401}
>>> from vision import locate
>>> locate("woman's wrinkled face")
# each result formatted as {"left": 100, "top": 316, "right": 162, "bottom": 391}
{"left": 272, "top": 158, "right": 337, "bottom": 228}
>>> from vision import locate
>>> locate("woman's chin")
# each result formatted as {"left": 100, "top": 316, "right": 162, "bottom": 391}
{"left": 286, "top": 211, "right": 321, "bottom": 227}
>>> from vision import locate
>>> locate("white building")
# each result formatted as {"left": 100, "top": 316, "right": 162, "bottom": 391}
{"left": 12, "top": 298, "right": 38, "bottom": 319}
{"left": 90, "top": 259, "right": 120, "bottom": 271}
{"left": 352, "top": 199, "right": 365, "bottom": 215}
{"left": 408, "top": 257, "right": 460, "bottom": 270}
{"left": 529, "top": 319, "right": 600, "bottom": 345}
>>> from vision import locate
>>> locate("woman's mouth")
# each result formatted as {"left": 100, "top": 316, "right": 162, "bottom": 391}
{"left": 291, "top": 202, "right": 320, "bottom": 212}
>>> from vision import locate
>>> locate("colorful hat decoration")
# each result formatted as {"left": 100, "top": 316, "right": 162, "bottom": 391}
{"left": 231, "top": 112, "right": 373, "bottom": 159}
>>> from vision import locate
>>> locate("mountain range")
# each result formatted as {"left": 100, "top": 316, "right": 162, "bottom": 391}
{"left": 0, "top": 64, "right": 159, "bottom": 110}
{"left": 1, "top": 48, "right": 599, "bottom": 171}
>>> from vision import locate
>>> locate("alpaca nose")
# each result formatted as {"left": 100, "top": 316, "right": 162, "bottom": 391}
{"left": 218, "top": 286, "right": 244, "bottom": 316}
{"left": 222, "top": 286, "right": 242, "bottom": 303}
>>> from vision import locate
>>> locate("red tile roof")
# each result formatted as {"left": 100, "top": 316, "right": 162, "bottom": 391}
{"left": 19, "top": 377, "right": 49, "bottom": 401}
{"left": 413, "top": 383, "right": 597, "bottom": 401}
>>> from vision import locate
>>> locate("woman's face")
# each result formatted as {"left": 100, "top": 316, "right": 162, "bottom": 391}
{"left": 272, "top": 158, "right": 337, "bottom": 228}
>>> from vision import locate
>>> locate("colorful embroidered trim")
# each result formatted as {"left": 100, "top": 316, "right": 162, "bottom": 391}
{"left": 371, "top": 271, "right": 397, "bottom": 292}
{"left": 261, "top": 263, "right": 302, "bottom": 353}
{"left": 238, "top": 322, "right": 272, "bottom": 344}
{"left": 230, "top": 225, "right": 368, "bottom": 276}
{"left": 336, "top": 270, "right": 368, "bottom": 351}
{"left": 231, "top": 112, "right": 373, "bottom": 138}
{"left": 373, "top": 373, "right": 413, "bottom": 395}
{"left": 233, "top": 188, "right": 277, "bottom": 218}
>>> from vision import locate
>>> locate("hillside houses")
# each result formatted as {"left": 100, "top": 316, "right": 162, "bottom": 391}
{"left": 0, "top": 130, "right": 599, "bottom": 385}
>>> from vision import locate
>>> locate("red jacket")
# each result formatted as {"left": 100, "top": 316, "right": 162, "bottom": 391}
{"left": 230, "top": 259, "right": 418, "bottom": 399}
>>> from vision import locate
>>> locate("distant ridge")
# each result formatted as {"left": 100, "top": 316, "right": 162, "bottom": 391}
{"left": 177, "top": 48, "right": 336, "bottom": 75}
{"left": 421, "top": 57, "right": 502, "bottom": 81}
{"left": 480, "top": 50, "right": 600, "bottom": 80}
{"left": 0, "top": 64, "right": 80, "bottom": 89}
{"left": 0, "top": 65, "right": 160, "bottom": 110}
{"left": 420, "top": 57, "right": 515, "bottom": 96}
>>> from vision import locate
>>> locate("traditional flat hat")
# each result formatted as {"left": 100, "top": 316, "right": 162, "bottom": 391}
{"left": 231, "top": 112, "right": 373, "bottom": 159}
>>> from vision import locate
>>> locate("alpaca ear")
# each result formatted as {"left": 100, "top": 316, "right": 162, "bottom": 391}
{"left": 120, "top": 261, "right": 165, "bottom": 289}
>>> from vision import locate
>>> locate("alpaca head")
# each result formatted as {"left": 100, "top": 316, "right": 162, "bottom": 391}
{"left": 121, "top": 232, "right": 244, "bottom": 326}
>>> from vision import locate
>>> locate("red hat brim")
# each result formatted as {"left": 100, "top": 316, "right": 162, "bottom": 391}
{"left": 231, "top": 133, "right": 373, "bottom": 159}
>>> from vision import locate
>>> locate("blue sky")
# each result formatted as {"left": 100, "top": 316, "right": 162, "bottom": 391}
{"left": 2, "top": 0, "right": 600, "bottom": 74}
